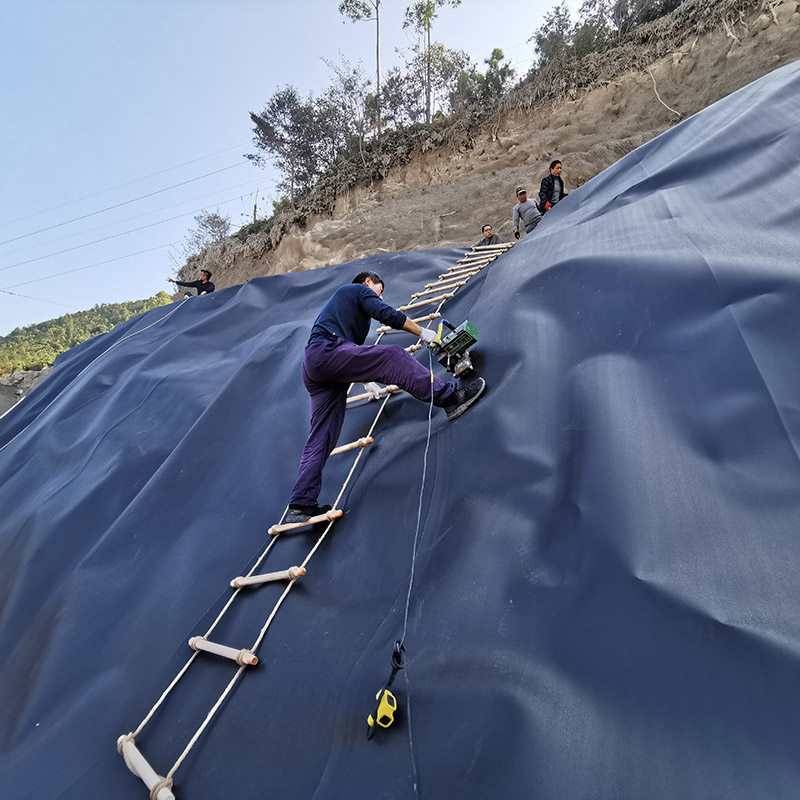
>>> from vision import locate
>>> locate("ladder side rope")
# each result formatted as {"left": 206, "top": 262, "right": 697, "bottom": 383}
{"left": 160, "top": 391, "right": 396, "bottom": 782}
{"left": 120, "top": 244, "right": 514, "bottom": 791}
{"left": 130, "top": 513, "right": 285, "bottom": 738}
{"left": 165, "top": 664, "right": 248, "bottom": 780}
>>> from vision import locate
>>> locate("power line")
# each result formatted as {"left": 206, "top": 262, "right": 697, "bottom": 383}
{"left": 4, "top": 243, "right": 178, "bottom": 290}
{"left": 0, "top": 162, "right": 249, "bottom": 248}
{"left": 0, "top": 141, "right": 252, "bottom": 229}
{"left": 0, "top": 185, "right": 265, "bottom": 273}
{"left": 1, "top": 178, "right": 265, "bottom": 258}
{"left": 0, "top": 289, "right": 81, "bottom": 311}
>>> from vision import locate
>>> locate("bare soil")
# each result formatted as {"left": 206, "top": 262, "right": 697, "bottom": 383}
{"left": 199, "top": 0, "right": 800, "bottom": 288}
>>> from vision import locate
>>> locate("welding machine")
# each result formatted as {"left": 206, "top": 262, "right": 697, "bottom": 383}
{"left": 429, "top": 319, "right": 479, "bottom": 377}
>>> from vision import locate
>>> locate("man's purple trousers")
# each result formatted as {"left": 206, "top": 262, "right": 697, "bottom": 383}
{"left": 290, "top": 339, "right": 456, "bottom": 505}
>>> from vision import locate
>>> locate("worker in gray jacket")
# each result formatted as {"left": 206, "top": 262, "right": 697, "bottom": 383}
{"left": 512, "top": 186, "right": 542, "bottom": 239}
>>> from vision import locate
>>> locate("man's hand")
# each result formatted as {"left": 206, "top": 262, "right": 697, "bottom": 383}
{"left": 167, "top": 277, "right": 176, "bottom": 283}
{"left": 514, "top": 230, "right": 520, "bottom": 240}
{"left": 545, "top": 202, "right": 552, "bottom": 211}
{"left": 419, "top": 328, "right": 437, "bottom": 344}
{"left": 363, "top": 382, "right": 382, "bottom": 399}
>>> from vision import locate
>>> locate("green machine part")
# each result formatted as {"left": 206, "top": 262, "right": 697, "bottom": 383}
{"left": 438, "top": 320, "right": 478, "bottom": 356}
{"left": 435, "top": 320, "right": 479, "bottom": 376}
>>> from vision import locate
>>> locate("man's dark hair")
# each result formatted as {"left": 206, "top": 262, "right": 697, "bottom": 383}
{"left": 201, "top": 269, "right": 212, "bottom": 280}
{"left": 482, "top": 224, "right": 492, "bottom": 233}
{"left": 549, "top": 160, "right": 562, "bottom": 171}
{"left": 352, "top": 271, "right": 383, "bottom": 287}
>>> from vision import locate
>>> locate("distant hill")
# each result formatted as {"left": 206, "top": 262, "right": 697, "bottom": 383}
{"left": 0, "top": 292, "right": 172, "bottom": 374}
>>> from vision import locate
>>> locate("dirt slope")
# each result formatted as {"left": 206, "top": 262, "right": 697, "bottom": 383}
{"left": 196, "top": 0, "right": 798, "bottom": 290}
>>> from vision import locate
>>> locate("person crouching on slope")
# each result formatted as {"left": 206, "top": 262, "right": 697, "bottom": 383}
{"left": 168, "top": 269, "right": 215, "bottom": 295}
{"left": 284, "top": 270, "right": 486, "bottom": 525}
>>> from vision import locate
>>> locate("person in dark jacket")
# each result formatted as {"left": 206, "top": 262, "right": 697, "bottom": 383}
{"left": 474, "top": 224, "right": 503, "bottom": 248}
{"left": 284, "top": 271, "right": 486, "bottom": 524}
{"left": 539, "top": 160, "right": 567, "bottom": 213}
{"left": 168, "top": 269, "right": 215, "bottom": 295}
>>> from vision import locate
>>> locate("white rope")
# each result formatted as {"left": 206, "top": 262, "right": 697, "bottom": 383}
{"left": 166, "top": 664, "right": 248, "bottom": 779}
{"left": 0, "top": 297, "right": 191, "bottom": 453}
{"left": 647, "top": 68, "right": 682, "bottom": 119}
{"left": 397, "top": 349, "right": 436, "bottom": 799}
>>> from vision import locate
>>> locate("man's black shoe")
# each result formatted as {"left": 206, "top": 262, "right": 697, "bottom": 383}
{"left": 443, "top": 377, "right": 486, "bottom": 422}
{"left": 284, "top": 503, "right": 332, "bottom": 525}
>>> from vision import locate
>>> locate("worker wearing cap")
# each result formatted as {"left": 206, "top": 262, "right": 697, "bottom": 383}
{"left": 512, "top": 186, "right": 542, "bottom": 239}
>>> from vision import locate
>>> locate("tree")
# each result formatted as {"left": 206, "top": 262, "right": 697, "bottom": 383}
{"left": 249, "top": 87, "right": 319, "bottom": 206}
{"left": 381, "top": 66, "right": 425, "bottom": 127}
{"left": 403, "top": 0, "right": 462, "bottom": 124}
{"left": 183, "top": 210, "right": 231, "bottom": 257}
{"left": 572, "top": 0, "right": 615, "bottom": 59}
{"left": 319, "top": 56, "right": 373, "bottom": 167}
{"left": 611, "top": 0, "right": 682, "bottom": 32}
{"left": 0, "top": 293, "right": 173, "bottom": 374}
{"left": 480, "top": 48, "right": 515, "bottom": 100}
{"left": 530, "top": 2, "right": 573, "bottom": 69}
{"left": 451, "top": 48, "right": 515, "bottom": 111}
{"left": 338, "top": 0, "right": 383, "bottom": 139}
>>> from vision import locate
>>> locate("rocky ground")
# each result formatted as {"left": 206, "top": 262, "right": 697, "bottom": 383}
{"left": 194, "top": 0, "right": 799, "bottom": 288}
{"left": 0, "top": 367, "right": 52, "bottom": 416}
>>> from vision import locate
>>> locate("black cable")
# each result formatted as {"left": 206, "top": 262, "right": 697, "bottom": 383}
{"left": 0, "top": 186, "right": 265, "bottom": 273}
{"left": 4, "top": 243, "right": 178, "bottom": 289}
{"left": 0, "top": 163, "right": 248, "bottom": 247}
{"left": 0, "top": 289, "right": 81, "bottom": 311}
{"left": 1, "top": 177, "right": 264, "bottom": 258}
{"left": 0, "top": 141, "right": 251, "bottom": 229}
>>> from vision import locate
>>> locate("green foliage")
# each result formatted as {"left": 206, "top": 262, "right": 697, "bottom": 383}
{"left": 0, "top": 292, "right": 173, "bottom": 374}
{"left": 451, "top": 48, "right": 515, "bottom": 110}
{"left": 528, "top": 0, "right": 685, "bottom": 70}
{"left": 531, "top": 2, "right": 576, "bottom": 68}
{"left": 403, "top": 0, "right": 463, "bottom": 123}
{"left": 249, "top": 87, "right": 321, "bottom": 206}
{"left": 338, "top": 0, "right": 376, "bottom": 20}
{"left": 612, "top": 0, "right": 683, "bottom": 32}
{"left": 338, "top": 1, "right": 383, "bottom": 138}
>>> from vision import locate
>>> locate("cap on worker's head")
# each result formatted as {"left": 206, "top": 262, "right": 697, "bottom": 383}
{"left": 516, "top": 186, "right": 526, "bottom": 195}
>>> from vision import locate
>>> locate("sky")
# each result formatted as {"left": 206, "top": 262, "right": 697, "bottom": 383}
{"left": 0, "top": 0, "right": 581, "bottom": 337}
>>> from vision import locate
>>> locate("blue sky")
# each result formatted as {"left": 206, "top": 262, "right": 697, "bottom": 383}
{"left": 0, "top": 0, "right": 579, "bottom": 336}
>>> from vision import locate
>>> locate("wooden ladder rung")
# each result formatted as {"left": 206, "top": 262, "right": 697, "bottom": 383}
{"left": 413, "top": 279, "right": 466, "bottom": 298}
{"left": 117, "top": 737, "right": 175, "bottom": 800}
{"left": 269, "top": 508, "right": 343, "bottom": 536}
{"left": 347, "top": 385, "right": 398, "bottom": 404}
{"left": 331, "top": 436, "right": 373, "bottom": 455}
{"left": 188, "top": 637, "right": 258, "bottom": 666}
{"left": 456, "top": 255, "right": 494, "bottom": 265}
{"left": 398, "top": 292, "right": 454, "bottom": 312}
{"left": 426, "top": 275, "right": 470, "bottom": 288}
{"left": 231, "top": 566, "right": 306, "bottom": 589}
{"left": 437, "top": 266, "right": 483, "bottom": 281}
{"left": 376, "top": 312, "right": 440, "bottom": 334}
{"left": 473, "top": 242, "right": 513, "bottom": 251}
